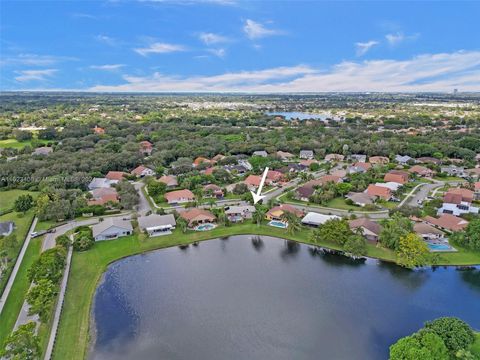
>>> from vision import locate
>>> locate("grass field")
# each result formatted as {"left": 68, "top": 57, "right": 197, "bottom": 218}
{"left": 0, "top": 189, "right": 37, "bottom": 212}
{"left": 0, "top": 138, "right": 50, "bottom": 149}
{"left": 51, "top": 219, "right": 480, "bottom": 360}
{"left": 0, "top": 236, "right": 42, "bottom": 346}
{"left": 471, "top": 333, "right": 480, "bottom": 357}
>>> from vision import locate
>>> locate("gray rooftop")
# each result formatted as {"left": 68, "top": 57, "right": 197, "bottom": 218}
{"left": 138, "top": 214, "right": 176, "bottom": 230}
{"left": 92, "top": 217, "right": 132, "bottom": 238}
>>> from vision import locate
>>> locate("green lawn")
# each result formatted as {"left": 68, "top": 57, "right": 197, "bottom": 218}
{"left": 0, "top": 210, "right": 36, "bottom": 295}
{"left": 0, "top": 138, "right": 49, "bottom": 149}
{"left": 51, "top": 221, "right": 479, "bottom": 360}
{"left": 471, "top": 333, "right": 480, "bottom": 357}
{"left": 433, "top": 176, "right": 464, "bottom": 182}
{"left": 0, "top": 189, "right": 37, "bottom": 212}
{"left": 0, "top": 236, "right": 42, "bottom": 346}
{"left": 325, "top": 197, "right": 361, "bottom": 211}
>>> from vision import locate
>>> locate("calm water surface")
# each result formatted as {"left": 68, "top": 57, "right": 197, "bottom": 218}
{"left": 91, "top": 235, "right": 480, "bottom": 360}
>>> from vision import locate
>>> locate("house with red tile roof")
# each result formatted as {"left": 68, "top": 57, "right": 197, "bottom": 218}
{"left": 203, "top": 184, "right": 224, "bottom": 198}
{"left": 266, "top": 170, "right": 284, "bottom": 183}
{"left": 444, "top": 188, "right": 474, "bottom": 204}
{"left": 424, "top": 214, "right": 469, "bottom": 232}
{"left": 266, "top": 204, "right": 303, "bottom": 221}
{"left": 164, "top": 189, "right": 195, "bottom": 204}
{"left": 365, "top": 184, "right": 392, "bottom": 200}
{"left": 131, "top": 165, "right": 155, "bottom": 177}
{"left": 244, "top": 175, "right": 263, "bottom": 190}
{"left": 475, "top": 182, "right": 480, "bottom": 200}
{"left": 93, "top": 125, "right": 105, "bottom": 135}
{"left": 318, "top": 175, "right": 342, "bottom": 185}
{"left": 409, "top": 165, "right": 435, "bottom": 177}
{"left": 325, "top": 154, "right": 344, "bottom": 162}
{"left": 139, "top": 141, "right": 153, "bottom": 155}
{"left": 384, "top": 170, "right": 409, "bottom": 184}
{"left": 179, "top": 208, "right": 216, "bottom": 227}
{"left": 88, "top": 187, "right": 119, "bottom": 206}
{"left": 193, "top": 156, "right": 210, "bottom": 167}
{"left": 368, "top": 156, "right": 389, "bottom": 165}
{"left": 105, "top": 171, "right": 127, "bottom": 181}
{"left": 158, "top": 175, "right": 178, "bottom": 188}
{"left": 204, "top": 167, "right": 215, "bottom": 176}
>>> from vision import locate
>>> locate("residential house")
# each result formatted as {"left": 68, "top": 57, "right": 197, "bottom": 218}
{"left": 92, "top": 218, "right": 133, "bottom": 241}
{"left": 106, "top": 171, "right": 127, "bottom": 182}
{"left": 244, "top": 175, "right": 263, "bottom": 190}
{"left": 476, "top": 154, "right": 480, "bottom": 163}
{"left": 368, "top": 156, "right": 389, "bottom": 166}
{"left": 266, "top": 170, "right": 284, "bottom": 184}
{"left": 88, "top": 177, "right": 116, "bottom": 190}
{"left": 366, "top": 184, "right": 392, "bottom": 201}
{"left": 266, "top": 204, "right": 303, "bottom": 221}
{"left": 413, "top": 223, "right": 445, "bottom": 241}
{"left": 349, "top": 218, "right": 382, "bottom": 242}
{"left": 253, "top": 150, "right": 268, "bottom": 157}
{"left": 131, "top": 165, "right": 155, "bottom": 177}
{"left": 318, "top": 174, "right": 342, "bottom": 185}
{"left": 440, "top": 165, "right": 466, "bottom": 178}
{"left": 299, "top": 159, "right": 316, "bottom": 167}
{"left": 395, "top": 155, "right": 413, "bottom": 165}
{"left": 331, "top": 169, "right": 347, "bottom": 179}
{"left": 276, "top": 151, "right": 294, "bottom": 161}
{"left": 438, "top": 188, "right": 478, "bottom": 216}
{"left": 138, "top": 214, "right": 176, "bottom": 236}
{"left": 325, "top": 154, "right": 344, "bottom": 162}
{"left": 287, "top": 163, "right": 307, "bottom": 173}
{"left": 88, "top": 187, "right": 119, "bottom": 206}
{"left": 475, "top": 182, "right": 480, "bottom": 201}
{"left": 299, "top": 150, "right": 314, "bottom": 160}
{"left": 384, "top": 170, "right": 409, "bottom": 185}
{"left": 203, "top": 184, "right": 224, "bottom": 198}
{"left": 0, "top": 221, "right": 14, "bottom": 236}
{"left": 348, "top": 154, "right": 367, "bottom": 163}
{"left": 179, "top": 209, "right": 216, "bottom": 227}
{"left": 301, "top": 212, "right": 339, "bottom": 227}
{"left": 416, "top": 157, "right": 441, "bottom": 165}
{"left": 204, "top": 167, "right": 215, "bottom": 176}
{"left": 424, "top": 214, "right": 469, "bottom": 232}
{"left": 467, "top": 168, "right": 480, "bottom": 179}
{"left": 346, "top": 192, "right": 374, "bottom": 207}
{"left": 225, "top": 205, "right": 255, "bottom": 222}
{"left": 33, "top": 147, "right": 53, "bottom": 156}
{"left": 193, "top": 156, "right": 210, "bottom": 167}
{"left": 409, "top": 165, "right": 435, "bottom": 178}
{"left": 238, "top": 159, "right": 253, "bottom": 171}
{"left": 139, "top": 141, "right": 153, "bottom": 156}
{"left": 349, "top": 162, "right": 372, "bottom": 174}
{"left": 225, "top": 164, "right": 248, "bottom": 174}
{"left": 375, "top": 182, "right": 402, "bottom": 192}
{"left": 295, "top": 179, "right": 324, "bottom": 201}
{"left": 158, "top": 175, "right": 178, "bottom": 188}
{"left": 164, "top": 189, "right": 195, "bottom": 204}
{"left": 93, "top": 125, "right": 105, "bottom": 135}
{"left": 212, "top": 154, "right": 225, "bottom": 162}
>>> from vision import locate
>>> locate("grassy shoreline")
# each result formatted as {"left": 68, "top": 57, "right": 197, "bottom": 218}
{"left": 52, "top": 222, "right": 479, "bottom": 360}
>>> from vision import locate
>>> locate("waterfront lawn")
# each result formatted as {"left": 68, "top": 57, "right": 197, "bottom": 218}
{"left": 0, "top": 236, "right": 42, "bottom": 346}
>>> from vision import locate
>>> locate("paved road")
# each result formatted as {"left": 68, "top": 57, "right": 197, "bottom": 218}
{"left": 134, "top": 182, "right": 152, "bottom": 216}
{"left": 0, "top": 217, "right": 37, "bottom": 315}
{"left": 400, "top": 180, "right": 445, "bottom": 208}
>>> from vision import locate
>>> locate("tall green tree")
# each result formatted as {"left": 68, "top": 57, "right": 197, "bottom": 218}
{"left": 379, "top": 213, "right": 413, "bottom": 250}
{"left": 0, "top": 322, "right": 40, "bottom": 360}
{"left": 311, "top": 219, "right": 353, "bottom": 245}
{"left": 396, "top": 233, "right": 430, "bottom": 268}
{"left": 14, "top": 194, "right": 34, "bottom": 213}
{"left": 26, "top": 279, "right": 58, "bottom": 323}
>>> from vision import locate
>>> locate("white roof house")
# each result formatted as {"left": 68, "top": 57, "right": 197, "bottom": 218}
{"left": 395, "top": 155, "right": 413, "bottom": 165}
{"left": 88, "top": 177, "right": 117, "bottom": 190}
{"left": 253, "top": 150, "right": 268, "bottom": 157}
{"left": 225, "top": 205, "right": 255, "bottom": 222}
{"left": 375, "top": 182, "right": 402, "bottom": 192}
{"left": 138, "top": 214, "right": 176, "bottom": 236}
{"left": 301, "top": 212, "right": 340, "bottom": 227}
{"left": 300, "top": 150, "right": 314, "bottom": 159}
{"left": 92, "top": 218, "right": 133, "bottom": 241}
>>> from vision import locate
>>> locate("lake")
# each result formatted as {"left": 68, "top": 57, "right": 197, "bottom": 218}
{"left": 266, "top": 111, "right": 339, "bottom": 121}
{"left": 90, "top": 235, "right": 480, "bottom": 360}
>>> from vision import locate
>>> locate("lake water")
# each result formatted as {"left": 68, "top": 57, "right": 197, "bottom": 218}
{"left": 266, "top": 111, "right": 337, "bottom": 121}
{"left": 90, "top": 235, "right": 480, "bottom": 360}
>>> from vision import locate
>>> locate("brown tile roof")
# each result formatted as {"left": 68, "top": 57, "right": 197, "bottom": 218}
{"left": 164, "top": 189, "right": 195, "bottom": 202}
{"left": 413, "top": 223, "right": 444, "bottom": 236}
{"left": 267, "top": 204, "right": 303, "bottom": 218}
{"left": 244, "top": 175, "right": 262, "bottom": 187}
{"left": 179, "top": 208, "right": 216, "bottom": 225}
{"left": 349, "top": 218, "right": 382, "bottom": 236}
{"left": 366, "top": 184, "right": 392, "bottom": 200}
{"left": 369, "top": 156, "right": 389, "bottom": 165}
{"left": 158, "top": 175, "right": 178, "bottom": 187}
{"left": 424, "top": 214, "right": 469, "bottom": 232}
{"left": 354, "top": 162, "right": 372, "bottom": 171}
{"left": 193, "top": 157, "right": 210, "bottom": 166}
{"left": 266, "top": 170, "right": 284, "bottom": 181}
{"left": 444, "top": 188, "right": 474, "bottom": 204}
{"left": 105, "top": 171, "right": 127, "bottom": 181}
{"left": 131, "top": 165, "right": 148, "bottom": 176}
{"left": 409, "top": 165, "right": 433, "bottom": 176}
{"left": 384, "top": 170, "right": 409, "bottom": 184}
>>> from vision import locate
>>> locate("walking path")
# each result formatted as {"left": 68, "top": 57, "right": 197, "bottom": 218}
{"left": 0, "top": 217, "right": 37, "bottom": 315}
{"left": 44, "top": 243, "right": 73, "bottom": 360}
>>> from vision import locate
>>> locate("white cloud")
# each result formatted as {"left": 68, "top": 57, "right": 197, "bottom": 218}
{"left": 89, "top": 51, "right": 480, "bottom": 93}
{"left": 208, "top": 48, "right": 226, "bottom": 58}
{"left": 95, "top": 35, "right": 118, "bottom": 46}
{"left": 89, "top": 64, "right": 124, "bottom": 71}
{"left": 0, "top": 54, "right": 72, "bottom": 67}
{"left": 15, "top": 69, "right": 57, "bottom": 82}
{"left": 355, "top": 40, "right": 379, "bottom": 56}
{"left": 198, "top": 32, "right": 229, "bottom": 45}
{"left": 385, "top": 32, "right": 418, "bottom": 46}
{"left": 134, "top": 42, "right": 186, "bottom": 56}
{"left": 243, "top": 19, "right": 283, "bottom": 40}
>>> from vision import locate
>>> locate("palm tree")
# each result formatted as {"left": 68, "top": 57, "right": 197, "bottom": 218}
{"left": 176, "top": 217, "right": 188, "bottom": 233}
{"left": 281, "top": 211, "right": 301, "bottom": 235}
{"left": 252, "top": 206, "right": 266, "bottom": 227}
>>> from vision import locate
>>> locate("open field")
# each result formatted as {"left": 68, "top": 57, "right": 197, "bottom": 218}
{"left": 0, "top": 138, "right": 50, "bottom": 149}
{"left": 0, "top": 189, "right": 37, "bottom": 212}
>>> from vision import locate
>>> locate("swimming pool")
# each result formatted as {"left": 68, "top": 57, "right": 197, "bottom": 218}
{"left": 427, "top": 242, "right": 453, "bottom": 251}
{"left": 194, "top": 223, "right": 217, "bottom": 231}
{"left": 268, "top": 220, "right": 287, "bottom": 228}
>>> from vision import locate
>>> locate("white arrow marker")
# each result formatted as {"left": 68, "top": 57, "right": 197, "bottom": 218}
{"left": 251, "top": 167, "right": 269, "bottom": 204}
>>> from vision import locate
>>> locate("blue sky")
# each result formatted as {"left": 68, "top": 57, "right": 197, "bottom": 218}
{"left": 1, "top": 0, "right": 479, "bottom": 92}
